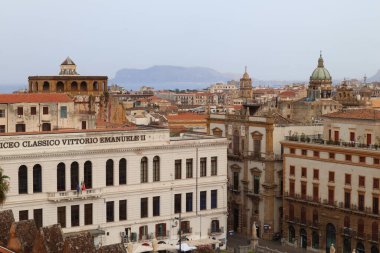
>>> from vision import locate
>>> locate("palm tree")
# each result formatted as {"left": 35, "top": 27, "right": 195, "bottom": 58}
{"left": 0, "top": 167, "right": 10, "bottom": 205}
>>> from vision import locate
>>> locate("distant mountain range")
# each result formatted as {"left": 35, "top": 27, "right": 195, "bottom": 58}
{"left": 369, "top": 69, "right": 380, "bottom": 82}
{"left": 111, "top": 65, "right": 240, "bottom": 90}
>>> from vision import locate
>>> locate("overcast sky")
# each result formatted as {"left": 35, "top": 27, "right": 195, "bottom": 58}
{"left": 1, "top": 0, "right": 379, "bottom": 87}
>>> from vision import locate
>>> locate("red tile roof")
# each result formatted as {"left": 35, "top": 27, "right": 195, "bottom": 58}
{"left": 323, "top": 109, "right": 380, "bottom": 120}
{"left": 0, "top": 93, "right": 73, "bottom": 103}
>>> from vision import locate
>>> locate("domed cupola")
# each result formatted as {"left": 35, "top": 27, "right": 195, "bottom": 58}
{"left": 307, "top": 53, "right": 333, "bottom": 100}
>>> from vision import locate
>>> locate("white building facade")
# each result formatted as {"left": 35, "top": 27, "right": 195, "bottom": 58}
{"left": 0, "top": 128, "right": 228, "bottom": 248}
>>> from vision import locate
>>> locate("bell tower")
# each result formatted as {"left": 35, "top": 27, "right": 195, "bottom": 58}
{"left": 239, "top": 67, "right": 253, "bottom": 99}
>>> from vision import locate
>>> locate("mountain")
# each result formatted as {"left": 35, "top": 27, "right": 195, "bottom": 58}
{"left": 368, "top": 69, "right": 380, "bottom": 82}
{"left": 111, "top": 65, "right": 239, "bottom": 90}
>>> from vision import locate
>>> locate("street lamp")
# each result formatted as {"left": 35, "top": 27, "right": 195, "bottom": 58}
{"left": 175, "top": 212, "right": 182, "bottom": 253}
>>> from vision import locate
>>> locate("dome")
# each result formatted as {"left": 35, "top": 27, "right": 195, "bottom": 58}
{"left": 310, "top": 54, "right": 332, "bottom": 81}
{"left": 241, "top": 66, "right": 251, "bottom": 80}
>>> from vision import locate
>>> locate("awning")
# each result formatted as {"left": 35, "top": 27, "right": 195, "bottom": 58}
{"left": 187, "top": 238, "right": 220, "bottom": 247}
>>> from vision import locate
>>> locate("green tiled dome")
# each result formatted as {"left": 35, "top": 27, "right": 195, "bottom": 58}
{"left": 310, "top": 55, "right": 331, "bottom": 81}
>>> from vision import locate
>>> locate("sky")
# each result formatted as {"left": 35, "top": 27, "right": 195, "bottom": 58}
{"left": 0, "top": 0, "right": 379, "bottom": 89}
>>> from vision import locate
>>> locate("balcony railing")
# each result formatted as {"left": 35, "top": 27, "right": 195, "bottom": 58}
{"left": 208, "top": 227, "right": 224, "bottom": 236}
{"left": 180, "top": 227, "right": 192, "bottom": 235}
{"left": 47, "top": 188, "right": 102, "bottom": 202}
{"left": 156, "top": 230, "right": 170, "bottom": 240}
{"left": 139, "top": 233, "right": 154, "bottom": 242}
{"left": 227, "top": 150, "right": 282, "bottom": 161}
{"left": 246, "top": 190, "right": 262, "bottom": 199}
{"left": 229, "top": 184, "right": 241, "bottom": 193}
{"left": 285, "top": 134, "right": 380, "bottom": 151}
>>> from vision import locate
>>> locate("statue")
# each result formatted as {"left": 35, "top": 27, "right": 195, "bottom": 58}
{"left": 251, "top": 222, "right": 258, "bottom": 250}
{"left": 330, "top": 243, "right": 335, "bottom": 253}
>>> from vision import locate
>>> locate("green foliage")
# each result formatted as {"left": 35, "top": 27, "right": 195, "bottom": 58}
{"left": 0, "top": 167, "right": 10, "bottom": 204}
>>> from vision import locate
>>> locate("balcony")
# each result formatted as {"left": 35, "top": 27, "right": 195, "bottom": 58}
{"left": 284, "top": 134, "right": 380, "bottom": 151}
{"left": 180, "top": 227, "right": 192, "bottom": 235}
{"left": 246, "top": 190, "right": 262, "bottom": 200}
{"left": 229, "top": 184, "right": 241, "bottom": 194}
{"left": 47, "top": 188, "right": 102, "bottom": 202}
{"left": 208, "top": 227, "right": 224, "bottom": 236}
{"left": 139, "top": 233, "right": 154, "bottom": 242}
{"left": 156, "top": 230, "right": 170, "bottom": 240}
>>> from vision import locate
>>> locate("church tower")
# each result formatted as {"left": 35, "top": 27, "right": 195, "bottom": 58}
{"left": 239, "top": 67, "right": 253, "bottom": 99}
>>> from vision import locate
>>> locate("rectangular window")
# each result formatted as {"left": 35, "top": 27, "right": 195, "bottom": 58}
{"left": 313, "top": 151, "right": 319, "bottom": 157}
{"left": 211, "top": 190, "right": 217, "bottom": 209}
{"left": 153, "top": 196, "right": 160, "bottom": 217}
{"left": 43, "top": 106, "right": 49, "bottom": 115}
{"left": 15, "top": 124, "right": 25, "bottom": 132}
{"left": 289, "top": 166, "right": 295, "bottom": 176}
{"left": 334, "top": 131, "right": 339, "bottom": 142}
{"left": 60, "top": 106, "right": 67, "bottom": 118}
{"left": 84, "top": 203, "right": 93, "bottom": 225}
{"left": 33, "top": 209, "right": 43, "bottom": 229}
{"left": 290, "top": 148, "right": 295, "bottom": 154}
{"left": 359, "top": 156, "right": 366, "bottom": 163}
{"left": 119, "top": 200, "right": 127, "bottom": 221}
{"left": 313, "top": 185, "right": 319, "bottom": 201}
{"left": 181, "top": 221, "right": 191, "bottom": 234}
{"left": 359, "top": 176, "right": 365, "bottom": 187}
{"left": 200, "top": 191, "right": 207, "bottom": 210}
{"left": 81, "top": 121, "right": 87, "bottom": 130}
{"left": 328, "top": 188, "right": 334, "bottom": 205}
{"left": 350, "top": 132, "right": 355, "bottom": 142}
{"left": 344, "top": 192, "right": 351, "bottom": 209}
{"left": 345, "top": 174, "right": 351, "bottom": 185}
{"left": 17, "top": 107, "right": 23, "bottom": 116}
{"left": 155, "top": 223, "right": 167, "bottom": 238}
{"left": 374, "top": 178, "right": 380, "bottom": 189}
{"left": 301, "top": 167, "right": 307, "bottom": 178}
{"left": 174, "top": 194, "right": 181, "bottom": 214}
{"left": 175, "top": 160, "right": 182, "bottom": 180}
{"left": 301, "top": 183, "right": 306, "bottom": 199}
{"left": 253, "top": 176, "right": 260, "bottom": 194}
{"left": 329, "top": 171, "right": 335, "bottom": 182}
{"left": 374, "top": 158, "right": 380, "bottom": 165}
{"left": 71, "top": 205, "right": 79, "bottom": 227}
{"left": 211, "top": 157, "right": 217, "bottom": 176}
{"left": 141, "top": 198, "right": 148, "bottom": 218}
{"left": 313, "top": 169, "right": 319, "bottom": 180}
{"left": 106, "top": 201, "right": 114, "bottom": 222}
{"left": 345, "top": 154, "right": 352, "bottom": 161}
{"left": 57, "top": 206, "right": 66, "bottom": 228}
{"left": 373, "top": 197, "right": 379, "bottom": 215}
{"left": 186, "top": 159, "right": 193, "bottom": 178}
{"left": 19, "top": 210, "right": 28, "bottom": 221}
{"left": 367, "top": 133, "right": 372, "bottom": 145}
{"left": 358, "top": 194, "right": 365, "bottom": 211}
{"left": 329, "top": 152, "right": 335, "bottom": 159}
{"left": 139, "top": 226, "right": 148, "bottom": 240}
{"left": 200, "top": 158, "right": 207, "bottom": 177}
{"left": 233, "top": 172, "right": 239, "bottom": 191}
{"left": 289, "top": 181, "right": 295, "bottom": 197}
{"left": 30, "top": 107, "right": 36, "bottom": 115}
{"left": 0, "top": 125, "right": 5, "bottom": 133}
{"left": 0, "top": 109, "right": 5, "bottom": 117}
{"left": 302, "top": 149, "right": 307, "bottom": 155}
{"left": 186, "top": 193, "right": 193, "bottom": 212}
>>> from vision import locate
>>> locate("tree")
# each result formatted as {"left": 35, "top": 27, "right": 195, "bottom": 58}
{"left": 0, "top": 167, "right": 10, "bottom": 205}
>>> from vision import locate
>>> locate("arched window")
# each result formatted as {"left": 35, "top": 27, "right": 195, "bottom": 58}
{"left": 93, "top": 81, "right": 99, "bottom": 91}
{"left": 357, "top": 242, "right": 365, "bottom": 253}
{"left": 57, "top": 163, "right": 66, "bottom": 191}
{"left": 106, "top": 159, "right": 114, "bottom": 186}
{"left": 80, "top": 81, "right": 87, "bottom": 91}
{"left": 300, "top": 228, "right": 307, "bottom": 249}
{"left": 211, "top": 220, "right": 220, "bottom": 233}
{"left": 70, "top": 162, "right": 79, "bottom": 190}
{"left": 119, "top": 158, "right": 127, "bottom": 185}
{"left": 289, "top": 204, "right": 294, "bottom": 221}
{"left": 71, "top": 82, "right": 78, "bottom": 91}
{"left": 43, "top": 81, "right": 50, "bottom": 92}
{"left": 84, "top": 161, "right": 92, "bottom": 189}
{"left": 18, "top": 165, "right": 28, "bottom": 194}
{"left": 312, "top": 230, "right": 319, "bottom": 249}
{"left": 252, "top": 131, "right": 263, "bottom": 159}
{"left": 358, "top": 219, "right": 364, "bottom": 238}
{"left": 288, "top": 225, "right": 295, "bottom": 243}
{"left": 141, "top": 157, "right": 148, "bottom": 183}
{"left": 312, "top": 209, "right": 318, "bottom": 226}
{"left": 372, "top": 222, "right": 378, "bottom": 242}
{"left": 33, "top": 164, "right": 42, "bottom": 193}
{"left": 57, "top": 81, "right": 64, "bottom": 92}
{"left": 153, "top": 156, "right": 160, "bottom": 182}
{"left": 344, "top": 216, "right": 350, "bottom": 228}
{"left": 326, "top": 223, "right": 336, "bottom": 253}
{"left": 33, "top": 82, "right": 38, "bottom": 92}
{"left": 300, "top": 206, "right": 306, "bottom": 225}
